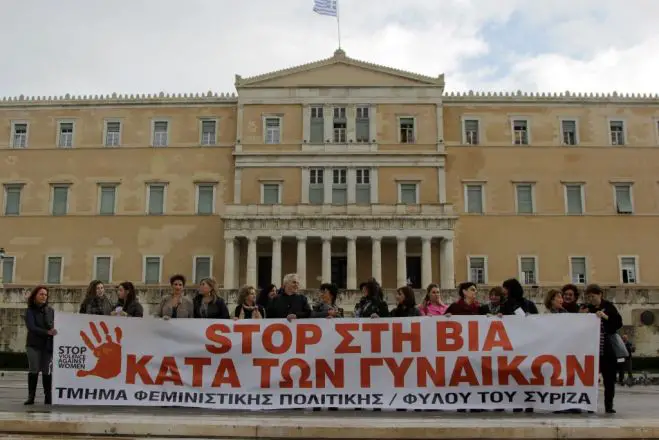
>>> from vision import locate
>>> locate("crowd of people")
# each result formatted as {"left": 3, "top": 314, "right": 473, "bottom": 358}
{"left": 24, "top": 273, "right": 624, "bottom": 414}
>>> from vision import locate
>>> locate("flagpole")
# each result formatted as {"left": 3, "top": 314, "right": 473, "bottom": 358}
{"left": 336, "top": 0, "right": 341, "bottom": 49}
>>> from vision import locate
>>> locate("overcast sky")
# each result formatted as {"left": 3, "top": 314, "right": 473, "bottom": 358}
{"left": 2, "top": 0, "right": 658, "bottom": 97}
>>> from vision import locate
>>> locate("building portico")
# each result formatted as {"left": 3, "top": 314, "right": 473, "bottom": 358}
{"left": 222, "top": 204, "right": 456, "bottom": 290}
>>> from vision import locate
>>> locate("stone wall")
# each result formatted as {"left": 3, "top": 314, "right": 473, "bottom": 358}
{"left": 2, "top": 285, "right": 658, "bottom": 356}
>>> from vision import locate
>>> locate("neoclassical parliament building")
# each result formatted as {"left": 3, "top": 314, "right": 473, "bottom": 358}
{"left": 1, "top": 49, "right": 658, "bottom": 290}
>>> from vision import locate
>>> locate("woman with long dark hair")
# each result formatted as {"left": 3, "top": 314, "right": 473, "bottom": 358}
{"left": 256, "top": 284, "right": 277, "bottom": 309}
{"left": 354, "top": 279, "right": 389, "bottom": 318}
{"left": 391, "top": 286, "right": 421, "bottom": 317}
{"left": 79, "top": 280, "right": 113, "bottom": 315}
{"left": 24, "top": 286, "right": 57, "bottom": 405}
{"left": 111, "top": 282, "right": 144, "bottom": 317}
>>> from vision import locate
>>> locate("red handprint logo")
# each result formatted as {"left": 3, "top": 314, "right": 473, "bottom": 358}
{"left": 77, "top": 321, "right": 123, "bottom": 379}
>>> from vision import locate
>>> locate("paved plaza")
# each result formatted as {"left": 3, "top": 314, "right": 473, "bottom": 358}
{"left": 1, "top": 370, "right": 659, "bottom": 439}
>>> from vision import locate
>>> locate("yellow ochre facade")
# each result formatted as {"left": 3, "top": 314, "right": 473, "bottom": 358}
{"left": 1, "top": 49, "right": 659, "bottom": 290}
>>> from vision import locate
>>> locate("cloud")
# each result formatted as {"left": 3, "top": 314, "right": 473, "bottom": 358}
{"left": 0, "top": 0, "right": 657, "bottom": 96}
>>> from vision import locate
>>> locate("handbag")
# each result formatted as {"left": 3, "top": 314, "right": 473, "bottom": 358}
{"left": 607, "top": 333, "right": 630, "bottom": 359}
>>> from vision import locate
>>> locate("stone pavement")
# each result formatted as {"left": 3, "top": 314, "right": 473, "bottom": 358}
{"left": 1, "top": 371, "right": 659, "bottom": 439}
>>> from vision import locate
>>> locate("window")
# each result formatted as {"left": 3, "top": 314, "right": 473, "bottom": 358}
{"left": 104, "top": 121, "right": 121, "bottom": 147}
{"left": 2, "top": 256, "right": 15, "bottom": 284}
{"left": 200, "top": 119, "right": 217, "bottom": 146}
{"left": 570, "top": 257, "right": 587, "bottom": 284}
{"left": 609, "top": 120, "right": 625, "bottom": 145}
{"left": 264, "top": 117, "right": 281, "bottom": 144}
{"left": 143, "top": 256, "right": 162, "bottom": 285}
{"left": 564, "top": 184, "right": 584, "bottom": 215}
{"left": 464, "top": 184, "right": 484, "bottom": 214}
{"left": 147, "top": 184, "right": 166, "bottom": 215}
{"left": 58, "top": 122, "right": 74, "bottom": 148}
{"left": 355, "top": 168, "right": 371, "bottom": 204}
{"left": 3, "top": 184, "right": 22, "bottom": 215}
{"left": 46, "top": 256, "right": 63, "bottom": 284}
{"left": 11, "top": 122, "right": 28, "bottom": 148}
{"left": 152, "top": 121, "right": 169, "bottom": 147}
{"left": 356, "top": 106, "right": 370, "bottom": 142}
{"left": 333, "top": 107, "right": 347, "bottom": 143}
{"left": 98, "top": 185, "right": 116, "bottom": 215}
{"left": 309, "top": 168, "right": 324, "bottom": 205}
{"left": 261, "top": 183, "right": 281, "bottom": 205}
{"left": 196, "top": 184, "right": 215, "bottom": 214}
{"left": 512, "top": 119, "right": 529, "bottom": 145}
{"left": 193, "top": 256, "right": 212, "bottom": 284}
{"left": 51, "top": 185, "right": 69, "bottom": 216}
{"left": 515, "top": 183, "right": 534, "bottom": 214}
{"left": 614, "top": 184, "right": 633, "bottom": 214}
{"left": 310, "top": 106, "right": 324, "bottom": 143}
{"left": 468, "top": 256, "right": 487, "bottom": 284}
{"left": 398, "top": 183, "right": 418, "bottom": 204}
{"left": 332, "top": 168, "right": 347, "bottom": 204}
{"left": 399, "top": 117, "right": 415, "bottom": 143}
{"left": 94, "top": 256, "right": 112, "bottom": 283}
{"left": 561, "top": 120, "right": 577, "bottom": 145}
{"left": 619, "top": 256, "right": 638, "bottom": 284}
{"left": 464, "top": 119, "right": 479, "bottom": 145}
{"left": 518, "top": 256, "right": 537, "bottom": 285}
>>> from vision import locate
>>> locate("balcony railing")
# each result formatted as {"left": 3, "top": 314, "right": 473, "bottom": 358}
{"left": 223, "top": 203, "right": 454, "bottom": 217}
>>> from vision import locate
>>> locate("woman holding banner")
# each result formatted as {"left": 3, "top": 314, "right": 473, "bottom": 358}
{"left": 157, "top": 274, "right": 194, "bottom": 319}
{"left": 111, "top": 281, "right": 144, "bottom": 317}
{"left": 24, "top": 286, "right": 57, "bottom": 405}
{"left": 193, "top": 277, "right": 230, "bottom": 319}
{"left": 79, "top": 280, "right": 113, "bottom": 315}
{"left": 585, "top": 284, "right": 623, "bottom": 414}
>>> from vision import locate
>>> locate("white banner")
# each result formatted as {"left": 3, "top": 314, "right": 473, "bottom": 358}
{"left": 53, "top": 312, "right": 600, "bottom": 411}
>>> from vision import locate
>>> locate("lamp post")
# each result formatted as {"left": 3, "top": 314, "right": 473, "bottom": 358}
{"left": 0, "top": 247, "right": 5, "bottom": 288}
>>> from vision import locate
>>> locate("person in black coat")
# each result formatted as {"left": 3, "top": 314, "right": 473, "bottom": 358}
{"left": 193, "top": 278, "right": 230, "bottom": 319}
{"left": 267, "top": 273, "right": 311, "bottom": 321}
{"left": 354, "top": 279, "right": 389, "bottom": 318}
{"left": 390, "top": 286, "right": 421, "bottom": 317}
{"left": 501, "top": 278, "right": 539, "bottom": 315}
{"left": 585, "top": 284, "right": 623, "bottom": 413}
{"left": 24, "top": 285, "right": 57, "bottom": 405}
{"left": 111, "top": 281, "right": 144, "bottom": 317}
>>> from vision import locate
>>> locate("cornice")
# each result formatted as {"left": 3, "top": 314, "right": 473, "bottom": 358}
{"left": 0, "top": 91, "right": 238, "bottom": 108}
{"left": 443, "top": 90, "right": 659, "bottom": 104}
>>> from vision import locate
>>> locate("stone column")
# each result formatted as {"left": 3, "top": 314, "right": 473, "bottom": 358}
{"left": 346, "top": 236, "right": 357, "bottom": 289}
{"left": 246, "top": 236, "right": 257, "bottom": 287}
{"left": 440, "top": 237, "right": 455, "bottom": 289}
{"left": 322, "top": 237, "right": 332, "bottom": 283}
{"left": 346, "top": 105, "right": 356, "bottom": 142}
{"left": 271, "top": 237, "right": 282, "bottom": 287}
{"left": 347, "top": 167, "right": 356, "bottom": 204}
{"left": 296, "top": 237, "right": 307, "bottom": 289}
{"left": 323, "top": 105, "right": 333, "bottom": 142}
{"left": 302, "top": 105, "right": 310, "bottom": 142}
{"left": 236, "top": 104, "right": 244, "bottom": 146}
{"left": 368, "top": 106, "right": 377, "bottom": 144}
{"left": 233, "top": 168, "right": 242, "bottom": 204}
{"left": 323, "top": 168, "right": 333, "bottom": 204}
{"left": 233, "top": 240, "right": 240, "bottom": 287}
{"left": 396, "top": 237, "right": 407, "bottom": 288}
{"left": 437, "top": 165, "right": 447, "bottom": 204}
{"left": 421, "top": 237, "right": 432, "bottom": 289}
{"left": 223, "top": 237, "right": 235, "bottom": 289}
{"left": 371, "top": 237, "right": 382, "bottom": 284}
{"left": 370, "top": 168, "right": 379, "bottom": 203}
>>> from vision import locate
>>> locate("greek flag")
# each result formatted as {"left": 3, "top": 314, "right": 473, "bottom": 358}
{"left": 313, "top": 0, "right": 337, "bottom": 17}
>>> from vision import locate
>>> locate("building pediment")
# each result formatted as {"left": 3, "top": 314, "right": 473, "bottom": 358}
{"left": 235, "top": 49, "right": 444, "bottom": 89}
